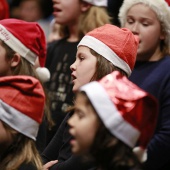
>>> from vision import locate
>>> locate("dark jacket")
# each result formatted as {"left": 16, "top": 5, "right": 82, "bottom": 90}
{"left": 129, "top": 56, "right": 170, "bottom": 170}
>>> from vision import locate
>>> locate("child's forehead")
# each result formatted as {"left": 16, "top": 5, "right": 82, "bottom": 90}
{"left": 127, "top": 4, "right": 159, "bottom": 20}
{"left": 75, "top": 92, "right": 89, "bottom": 104}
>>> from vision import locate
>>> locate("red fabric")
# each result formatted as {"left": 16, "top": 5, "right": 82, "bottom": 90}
{"left": 165, "top": 0, "right": 170, "bottom": 6}
{"left": 0, "top": 19, "right": 46, "bottom": 67}
{"left": 0, "top": 76, "right": 45, "bottom": 123}
{"left": 0, "top": 0, "right": 9, "bottom": 19}
{"left": 99, "top": 71, "right": 158, "bottom": 148}
{"left": 87, "top": 24, "right": 139, "bottom": 71}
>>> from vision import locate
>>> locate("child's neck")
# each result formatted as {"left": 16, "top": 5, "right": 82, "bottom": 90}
{"left": 137, "top": 47, "right": 163, "bottom": 61}
{"left": 67, "top": 24, "right": 79, "bottom": 42}
{"left": 67, "top": 35, "right": 79, "bottom": 42}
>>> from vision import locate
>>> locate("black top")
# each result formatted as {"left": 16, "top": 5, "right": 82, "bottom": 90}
{"left": 45, "top": 38, "right": 79, "bottom": 144}
{"left": 129, "top": 57, "right": 170, "bottom": 170}
{"left": 19, "top": 162, "right": 37, "bottom": 170}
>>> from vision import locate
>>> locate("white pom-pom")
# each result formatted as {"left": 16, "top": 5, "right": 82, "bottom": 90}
{"left": 133, "top": 147, "right": 147, "bottom": 163}
{"left": 36, "top": 67, "right": 51, "bottom": 83}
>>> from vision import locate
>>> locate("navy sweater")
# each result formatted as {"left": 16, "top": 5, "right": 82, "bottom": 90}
{"left": 129, "top": 56, "right": 170, "bottom": 170}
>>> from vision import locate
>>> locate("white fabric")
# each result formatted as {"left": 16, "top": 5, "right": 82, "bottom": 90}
{"left": 0, "top": 99, "right": 39, "bottom": 140}
{"left": 83, "top": 0, "right": 107, "bottom": 7}
{"left": 133, "top": 147, "right": 147, "bottom": 162}
{"left": 80, "top": 82, "right": 140, "bottom": 148}
{"left": 78, "top": 35, "right": 131, "bottom": 76}
{"left": 0, "top": 24, "right": 37, "bottom": 65}
{"left": 36, "top": 67, "right": 51, "bottom": 83}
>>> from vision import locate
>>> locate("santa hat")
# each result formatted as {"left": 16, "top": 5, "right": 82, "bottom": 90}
{"left": 166, "top": 0, "right": 170, "bottom": 6}
{"left": 78, "top": 24, "right": 139, "bottom": 77}
{"left": 0, "top": 18, "right": 50, "bottom": 82}
{"left": 0, "top": 0, "right": 9, "bottom": 19}
{"left": 0, "top": 76, "right": 45, "bottom": 140}
{"left": 80, "top": 71, "right": 158, "bottom": 162}
{"left": 118, "top": 0, "right": 170, "bottom": 50}
{"left": 82, "top": 0, "right": 107, "bottom": 7}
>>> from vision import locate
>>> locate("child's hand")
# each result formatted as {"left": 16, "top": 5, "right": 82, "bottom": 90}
{"left": 43, "top": 160, "right": 58, "bottom": 170}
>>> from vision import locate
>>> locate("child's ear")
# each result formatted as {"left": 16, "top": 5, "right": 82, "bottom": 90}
{"left": 10, "top": 53, "right": 21, "bottom": 67}
{"left": 80, "top": 2, "right": 91, "bottom": 12}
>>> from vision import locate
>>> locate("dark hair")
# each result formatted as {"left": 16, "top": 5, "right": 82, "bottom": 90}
{"left": 70, "top": 92, "right": 142, "bottom": 170}
{"left": 90, "top": 49, "right": 127, "bottom": 81}
{"left": 89, "top": 120, "right": 142, "bottom": 170}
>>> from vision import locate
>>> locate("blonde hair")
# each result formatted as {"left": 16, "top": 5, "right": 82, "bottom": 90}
{"left": 118, "top": 0, "right": 170, "bottom": 55}
{"left": 58, "top": 5, "right": 111, "bottom": 39}
{"left": 0, "top": 123, "right": 43, "bottom": 170}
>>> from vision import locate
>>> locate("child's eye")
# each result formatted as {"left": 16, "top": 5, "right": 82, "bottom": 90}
{"left": 79, "top": 56, "right": 84, "bottom": 61}
{"left": 127, "top": 18, "right": 134, "bottom": 24}
{"left": 74, "top": 109, "right": 84, "bottom": 119}
{"left": 142, "top": 23, "right": 149, "bottom": 26}
{"left": 78, "top": 113, "right": 84, "bottom": 119}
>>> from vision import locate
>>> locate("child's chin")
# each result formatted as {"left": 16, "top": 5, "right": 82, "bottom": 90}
{"left": 71, "top": 148, "right": 80, "bottom": 155}
{"left": 71, "top": 147, "right": 83, "bottom": 155}
{"left": 72, "top": 86, "right": 79, "bottom": 93}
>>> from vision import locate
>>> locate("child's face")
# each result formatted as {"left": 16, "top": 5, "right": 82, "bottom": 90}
{"left": 52, "top": 0, "right": 85, "bottom": 25}
{"left": 0, "top": 121, "right": 13, "bottom": 153}
{"left": 0, "top": 43, "right": 12, "bottom": 76}
{"left": 19, "top": 0, "right": 42, "bottom": 22}
{"left": 70, "top": 46, "right": 97, "bottom": 92}
{"left": 124, "top": 4, "right": 165, "bottom": 61}
{"left": 68, "top": 93, "right": 99, "bottom": 154}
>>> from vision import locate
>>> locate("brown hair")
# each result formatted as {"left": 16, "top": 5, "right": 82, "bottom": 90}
{"left": 67, "top": 49, "right": 127, "bottom": 112}
{"left": 0, "top": 122, "right": 43, "bottom": 170}
{"left": 90, "top": 120, "right": 142, "bottom": 170}
{"left": 72, "top": 92, "right": 142, "bottom": 170}
{"left": 1, "top": 40, "right": 54, "bottom": 129}
{"left": 90, "top": 49, "right": 128, "bottom": 81}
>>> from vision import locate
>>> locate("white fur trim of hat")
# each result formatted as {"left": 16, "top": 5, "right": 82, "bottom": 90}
{"left": 82, "top": 0, "right": 107, "bottom": 7}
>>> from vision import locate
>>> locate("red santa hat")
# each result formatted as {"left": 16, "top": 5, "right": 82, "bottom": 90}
{"left": 82, "top": 0, "right": 107, "bottom": 6}
{"left": 80, "top": 71, "right": 158, "bottom": 162}
{"left": 78, "top": 24, "right": 139, "bottom": 77}
{"left": 0, "top": 0, "right": 9, "bottom": 19}
{"left": 0, "top": 76, "right": 45, "bottom": 140}
{"left": 166, "top": 0, "right": 170, "bottom": 6}
{"left": 0, "top": 18, "right": 50, "bottom": 82}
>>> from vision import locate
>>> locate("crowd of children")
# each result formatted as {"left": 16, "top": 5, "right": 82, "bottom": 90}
{"left": 0, "top": 0, "right": 170, "bottom": 170}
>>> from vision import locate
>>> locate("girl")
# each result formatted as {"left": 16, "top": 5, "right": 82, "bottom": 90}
{"left": 42, "top": 24, "right": 139, "bottom": 169}
{"left": 68, "top": 71, "right": 158, "bottom": 170}
{"left": 0, "top": 18, "right": 52, "bottom": 153}
{"left": 0, "top": 76, "right": 45, "bottom": 170}
{"left": 45, "top": 0, "right": 111, "bottom": 144}
{"left": 119, "top": 0, "right": 170, "bottom": 169}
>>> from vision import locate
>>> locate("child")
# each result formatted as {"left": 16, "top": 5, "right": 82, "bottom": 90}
{"left": 42, "top": 24, "right": 139, "bottom": 169}
{"left": 0, "top": 18, "right": 50, "bottom": 82}
{"left": 0, "top": 18, "right": 52, "bottom": 153}
{"left": 45, "top": 0, "right": 111, "bottom": 144}
{"left": 68, "top": 71, "right": 158, "bottom": 170}
{"left": 0, "top": 76, "right": 45, "bottom": 170}
{"left": 118, "top": 0, "right": 170, "bottom": 169}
